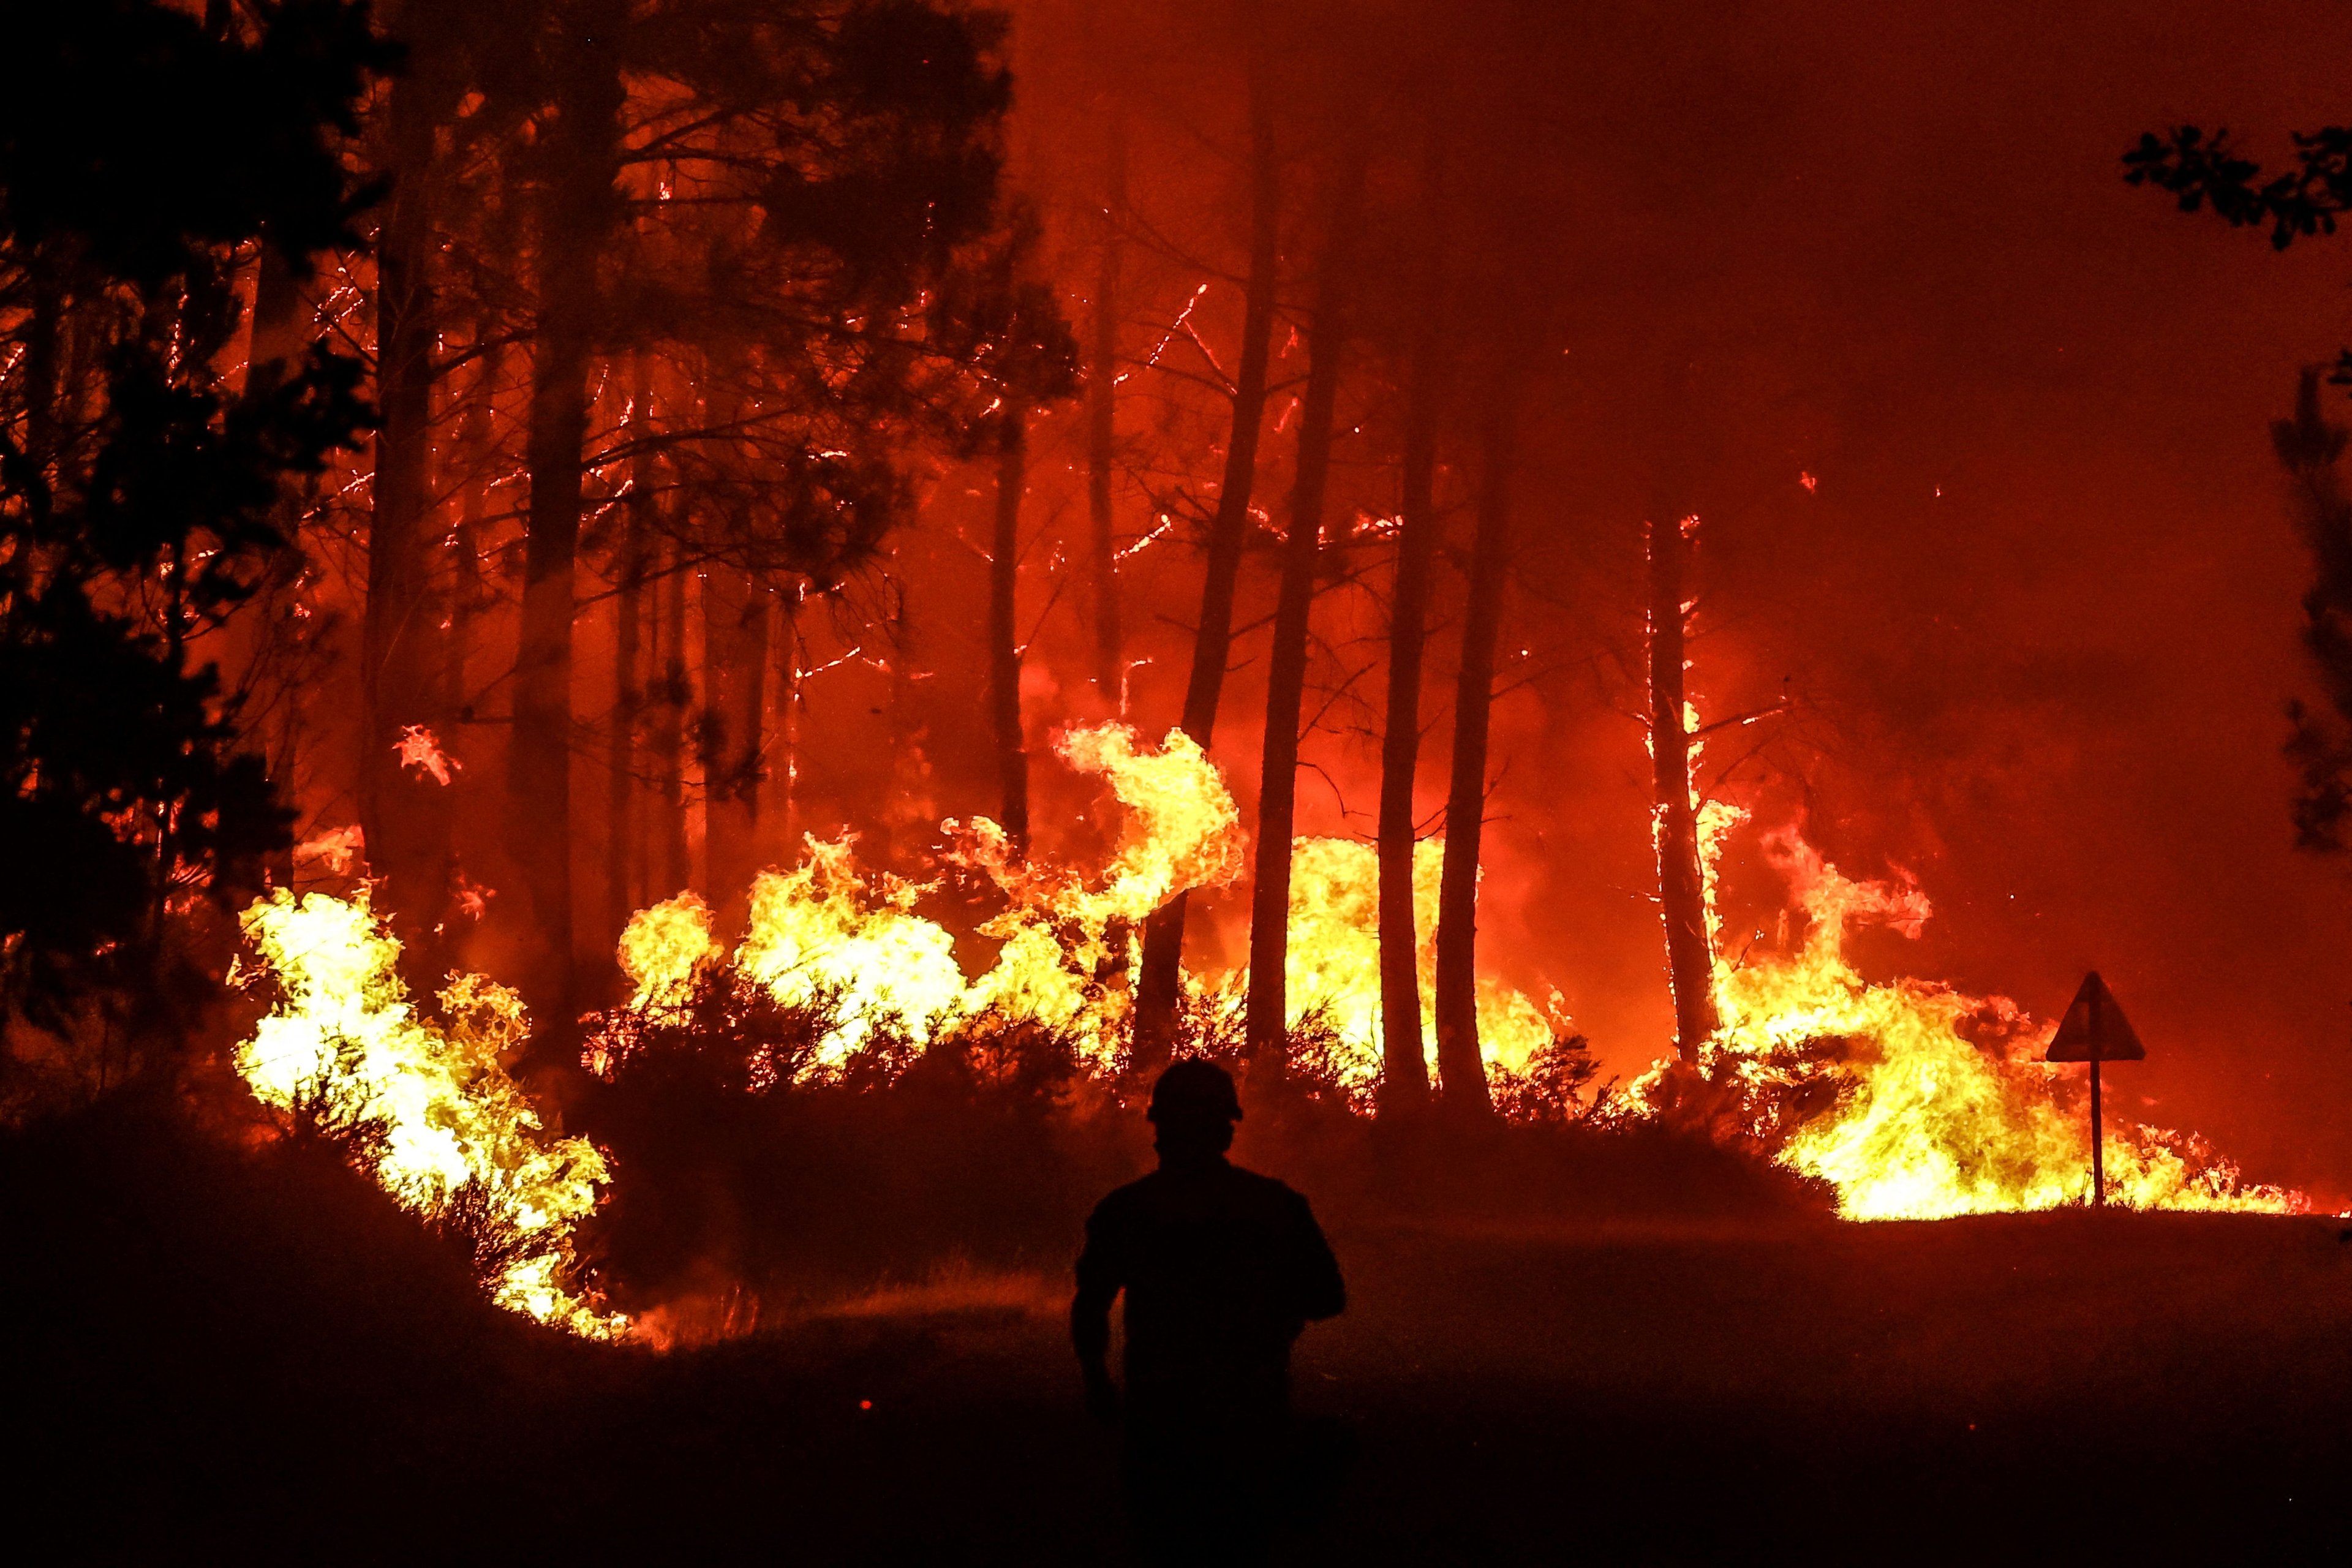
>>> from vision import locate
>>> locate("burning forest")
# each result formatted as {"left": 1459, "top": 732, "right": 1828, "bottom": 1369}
{"left": 11, "top": 0, "right": 2352, "bottom": 1561}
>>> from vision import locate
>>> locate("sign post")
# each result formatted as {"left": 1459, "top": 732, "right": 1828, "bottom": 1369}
{"left": 2044, "top": 971, "right": 2146, "bottom": 1207}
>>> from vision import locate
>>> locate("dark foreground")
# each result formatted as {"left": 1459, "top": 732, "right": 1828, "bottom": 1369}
{"left": 7, "top": 1104, "right": 2348, "bottom": 1565}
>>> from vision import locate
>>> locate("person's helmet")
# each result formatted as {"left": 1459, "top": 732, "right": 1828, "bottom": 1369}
{"left": 1147, "top": 1058, "right": 1242, "bottom": 1125}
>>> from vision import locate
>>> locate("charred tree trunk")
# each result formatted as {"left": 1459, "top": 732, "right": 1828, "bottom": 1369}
{"left": 990, "top": 415, "right": 1031, "bottom": 855}
{"left": 511, "top": 0, "right": 625, "bottom": 1028}
{"left": 360, "top": 36, "right": 453, "bottom": 952}
{"left": 1649, "top": 510, "right": 1719, "bottom": 1061}
{"left": 1133, "top": 42, "right": 1280, "bottom": 1072}
{"left": 651, "top": 542, "right": 692, "bottom": 895}
{"left": 699, "top": 564, "right": 770, "bottom": 908}
{"left": 605, "top": 368, "right": 654, "bottom": 945}
{"left": 1087, "top": 113, "right": 1127, "bottom": 706}
{"left": 246, "top": 236, "right": 307, "bottom": 889}
{"left": 773, "top": 593, "right": 801, "bottom": 859}
{"left": 1376, "top": 327, "right": 1442, "bottom": 1112}
{"left": 442, "top": 350, "right": 496, "bottom": 791}
{"left": 1244, "top": 149, "right": 1366, "bottom": 1066}
{"left": 1432, "top": 396, "right": 1520, "bottom": 1118}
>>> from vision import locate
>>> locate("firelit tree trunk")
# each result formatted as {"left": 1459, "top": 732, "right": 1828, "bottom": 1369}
{"left": 772, "top": 594, "right": 800, "bottom": 858}
{"left": 246, "top": 234, "right": 306, "bottom": 890}
{"left": 605, "top": 367, "right": 654, "bottom": 945}
{"left": 1245, "top": 147, "right": 1366, "bottom": 1066}
{"left": 1432, "top": 396, "right": 1519, "bottom": 1118}
{"left": 360, "top": 34, "right": 453, "bottom": 950}
{"left": 651, "top": 541, "right": 692, "bottom": 896}
{"left": 1649, "top": 510, "right": 1719, "bottom": 1061}
{"left": 1132, "top": 40, "right": 1280, "bottom": 1072}
{"left": 1376, "top": 323, "right": 1442, "bottom": 1112}
{"left": 511, "top": 0, "right": 625, "bottom": 1025}
{"left": 699, "top": 563, "right": 769, "bottom": 909}
{"left": 1087, "top": 113, "right": 1128, "bottom": 706}
{"left": 990, "top": 414, "right": 1031, "bottom": 856}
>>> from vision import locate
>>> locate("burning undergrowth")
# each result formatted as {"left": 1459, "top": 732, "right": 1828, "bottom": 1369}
{"left": 232, "top": 891, "right": 626, "bottom": 1338}
{"left": 221, "top": 723, "right": 2299, "bottom": 1343}
{"left": 1631, "top": 826, "right": 2305, "bottom": 1220}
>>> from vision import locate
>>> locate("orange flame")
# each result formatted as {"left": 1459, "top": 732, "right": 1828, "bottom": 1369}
{"left": 1632, "top": 823, "right": 2303, "bottom": 1220}
{"left": 233, "top": 889, "right": 625, "bottom": 1336}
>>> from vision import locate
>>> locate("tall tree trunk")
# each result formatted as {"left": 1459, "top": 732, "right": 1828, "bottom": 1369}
{"left": 989, "top": 415, "right": 1031, "bottom": 854}
{"left": 1374, "top": 132, "right": 1452, "bottom": 1114}
{"left": 1433, "top": 394, "right": 1520, "bottom": 1118}
{"left": 651, "top": 541, "right": 692, "bottom": 895}
{"left": 1650, "top": 508, "right": 1718, "bottom": 1061}
{"left": 361, "top": 31, "right": 453, "bottom": 952}
{"left": 246, "top": 238, "right": 306, "bottom": 889}
{"left": 443, "top": 350, "right": 496, "bottom": 767}
{"left": 511, "top": 0, "right": 625, "bottom": 1031}
{"left": 774, "top": 592, "right": 801, "bottom": 859}
{"left": 1086, "top": 112, "right": 1127, "bottom": 705}
{"left": 1132, "top": 39, "right": 1280, "bottom": 1073}
{"left": 1245, "top": 146, "right": 1366, "bottom": 1065}
{"left": 605, "top": 364, "right": 653, "bottom": 946}
{"left": 1376, "top": 331, "right": 1442, "bottom": 1112}
{"left": 699, "top": 563, "right": 769, "bottom": 909}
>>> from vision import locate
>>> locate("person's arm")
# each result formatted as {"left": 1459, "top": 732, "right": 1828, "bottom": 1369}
{"left": 1289, "top": 1193, "right": 1346, "bottom": 1322}
{"left": 1071, "top": 1205, "right": 1123, "bottom": 1425}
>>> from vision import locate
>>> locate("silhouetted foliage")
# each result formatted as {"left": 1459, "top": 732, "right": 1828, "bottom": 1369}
{"left": 2130, "top": 121, "right": 2352, "bottom": 851}
{"left": 0, "top": 0, "right": 381, "bottom": 1053}
{"left": 2271, "top": 368, "right": 2352, "bottom": 850}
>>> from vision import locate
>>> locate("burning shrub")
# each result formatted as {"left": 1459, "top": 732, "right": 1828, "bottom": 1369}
{"left": 232, "top": 889, "right": 624, "bottom": 1336}
{"left": 1490, "top": 1033, "right": 1605, "bottom": 1124}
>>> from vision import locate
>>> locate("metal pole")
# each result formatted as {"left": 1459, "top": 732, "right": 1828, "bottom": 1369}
{"left": 2089, "top": 1055, "right": 2104, "bottom": 1208}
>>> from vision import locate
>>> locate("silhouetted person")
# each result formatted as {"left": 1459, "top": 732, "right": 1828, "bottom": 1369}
{"left": 1072, "top": 1059, "right": 1346, "bottom": 1565}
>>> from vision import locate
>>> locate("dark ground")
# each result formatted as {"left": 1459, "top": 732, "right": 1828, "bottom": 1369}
{"left": 6, "top": 1099, "right": 2350, "bottom": 1565}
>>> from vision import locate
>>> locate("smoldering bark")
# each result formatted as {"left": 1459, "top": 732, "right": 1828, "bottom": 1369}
{"left": 605, "top": 368, "right": 653, "bottom": 945}
{"left": 989, "top": 415, "right": 1031, "bottom": 856}
{"left": 1133, "top": 41, "right": 1280, "bottom": 1072}
{"left": 245, "top": 238, "right": 307, "bottom": 889}
{"left": 699, "top": 564, "right": 770, "bottom": 908}
{"left": 510, "top": 0, "right": 626, "bottom": 1024}
{"left": 360, "top": 37, "right": 453, "bottom": 949}
{"left": 443, "top": 352, "right": 496, "bottom": 747}
{"left": 1650, "top": 511, "right": 1719, "bottom": 1061}
{"left": 1432, "top": 397, "right": 1520, "bottom": 1118}
{"left": 651, "top": 541, "right": 692, "bottom": 895}
{"left": 1086, "top": 113, "right": 1127, "bottom": 705}
{"left": 1376, "top": 328, "right": 1442, "bottom": 1111}
{"left": 772, "top": 594, "right": 800, "bottom": 859}
{"left": 1244, "top": 148, "right": 1366, "bottom": 1066}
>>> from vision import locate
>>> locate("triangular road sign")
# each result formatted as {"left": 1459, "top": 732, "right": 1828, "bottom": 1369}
{"left": 2045, "top": 971, "right": 2146, "bottom": 1062}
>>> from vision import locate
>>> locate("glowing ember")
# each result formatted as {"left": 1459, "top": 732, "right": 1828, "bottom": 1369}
{"left": 234, "top": 889, "right": 624, "bottom": 1336}
{"left": 293, "top": 824, "right": 366, "bottom": 876}
{"left": 393, "top": 725, "right": 461, "bottom": 786}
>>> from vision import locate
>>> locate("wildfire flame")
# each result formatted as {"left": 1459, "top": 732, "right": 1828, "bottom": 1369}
{"left": 1636, "top": 823, "right": 2304, "bottom": 1219}
{"left": 393, "top": 724, "right": 461, "bottom": 786}
{"left": 1281, "top": 837, "right": 1564, "bottom": 1099}
{"left": 587, "top": 724, "right": 1570, "bottom": 1096}
{"left": 233, "top": 889, "right": 624, "bottom": 1337}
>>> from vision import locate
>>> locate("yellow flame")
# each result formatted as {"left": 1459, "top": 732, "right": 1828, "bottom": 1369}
{"left": 1640, "top": 824, "right": 2302, "bottom": 1220}
{"left": 1281, "top": 837, "right": 1562, "bottom": 1098}
{"left": 736, "top": 839, "right": 969, "bottom": 1072}
{"left": 234, "top": 888, "right": 624, "bottom": 1336}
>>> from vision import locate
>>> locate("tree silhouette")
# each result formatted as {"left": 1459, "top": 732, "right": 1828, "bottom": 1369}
{"left": 0, "top": 0, "right": 382, "bottom": 1058}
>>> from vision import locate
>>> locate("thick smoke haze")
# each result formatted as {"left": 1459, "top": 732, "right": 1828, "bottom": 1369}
{"left": 881, "top": 0, "right": 2352, "bottom": 1195}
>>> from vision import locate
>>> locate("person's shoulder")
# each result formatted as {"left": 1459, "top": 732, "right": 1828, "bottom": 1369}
{"left": 1087, "top": 1171, "right": 1161, "bottom": 1224}
{"left": 1223, "top": 1161, "right": 1314, "bottom": 1212}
